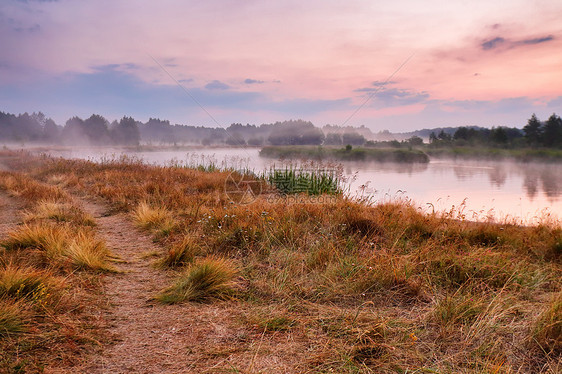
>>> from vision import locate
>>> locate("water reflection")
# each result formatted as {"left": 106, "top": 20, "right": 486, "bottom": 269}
{"left": 37, "top": 147, "right": 562, "bottom": 222}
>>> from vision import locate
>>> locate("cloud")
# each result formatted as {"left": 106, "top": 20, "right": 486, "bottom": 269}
{"left": 15, "top": 0, "right": 59, "bottom": 3}
{"left": 372, "top": 88, "right": 429, "bottom": 107}
{"left": 265, "top": 97, "right": 351, "bottom": 115}
{"left": 481, "top": 35, "right": 554, "bottom": 51}
{"left": 481, "top": 37, "right": 506, "bottom": 50}
{"left": 372, "top": 80, "right": 396, "bottom": 87}
{"left": 517, "top": 35, "right": 554, "bottom": 46}
{"left": 353, "top": 87, "right": 429, "bottom": 107}
{"left": 354, "top": 80, "right": 397, "bottom": 92}
{"left": 205, "top": 80, "right": 230, "bottom": 90}
{"left": 244, "top": 78, "right": 264, "bottom": 84}
{"left": 547, "top": 96, "right": 562, "bottom": 108}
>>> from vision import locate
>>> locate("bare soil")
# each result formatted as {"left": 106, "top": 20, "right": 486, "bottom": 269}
{"left": 75, "top": 199, "right": 305, "bottom": 374}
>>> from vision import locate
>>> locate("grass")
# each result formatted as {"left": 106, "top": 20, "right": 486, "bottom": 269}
{"left": 65, "top": 232, "right": 116, "bottom": 272}
{"left": 0, "top": 158, "right": 111, "bottom": 372}
{"left": 132, "top": 201, "right": 175, "bottom": 233}
{"left": 0, "top": 264, "right": 58, "bottom": 299}
{"left": 264, "top": 165, "right": 342, "bottom": 195}
{"left": 157, "top": 257, "right": 238, "bottom": 303}
{"left": 2, "top": 224, "right": 113, "bottom": 271}
{"left": 532, "top": 291, "right": 562, "bottom": 356}
{"left": 156, "top": 235, "right": 199, "bottom": 268}
{"left": 1, "top": 149, "right": 561, "bottom": 372}
{"left": 24, "top": 200, "right": 96, "bottom": 226}
{"left": 0, "top": 299, "right": 26, "bottom": 337}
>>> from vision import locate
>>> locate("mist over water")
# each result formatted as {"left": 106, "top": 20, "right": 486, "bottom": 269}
{"left": 38, "top": 146, "right": 562, "bottom": 224}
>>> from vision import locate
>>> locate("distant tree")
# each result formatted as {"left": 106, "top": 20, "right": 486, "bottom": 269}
{"left": 225, "top": 133, "right": 246, "bottom": 146}
{"left": 542, "top": 113, "right": 562, "bottom": 148}
{"left": 83, "top": 114, "right": 110, "bottom": 144}
{"left": 62, "top": 116, "right": 88, "bottom": 144}
{"left": 300, "top": 127, "right": 325, "bottom": 145}
{"left": 523, "top": 113, "right": 543, "bottom": 146}
{"left": 324, "top": 133, "right": 342, "bottom": 145}
{"left": 407, "top": 136, "right": 424, "bottom": 146}
{"left": 267, "top": 120, "right": 324, "bottom": 145}
{"left": 110, "top": 116, "right": 140, "bottom": 145}
{"left": 437, "top": 130, "right": 452, "bottom": 141}
{"left": 247, "top": 137, "right": 264, "bottom": 146}
{"left": 489, "top": 127, "right": 508, "bottom": 144}
{"left": 15, "top": 112, "right": 43, "bottom": 141}
{"left": 342, "top": 132, "right": 366, "bottom": 146}
{"left": 429, "top": 132, "right": 438, "bottom": 144}
{"left": 43, "top": 118, "right": 60, "bottom": 142}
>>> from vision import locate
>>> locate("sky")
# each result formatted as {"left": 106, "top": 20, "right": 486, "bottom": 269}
{"left": 1, "top": 0, "right": 561, "bottom": 132}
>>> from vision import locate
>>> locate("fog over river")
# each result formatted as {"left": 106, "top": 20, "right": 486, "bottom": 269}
{"left": 41, "top": 147, "right": 562, "bottom": 225}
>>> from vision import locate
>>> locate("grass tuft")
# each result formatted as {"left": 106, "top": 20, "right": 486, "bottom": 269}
{"left": 0, "top": 300, "right": 25, "bottom": 336}
{"left": 64, "top": 232, "right": 116, "bottom": 272}
{"left": 532, "top": 291, "right": 562, "bottom": 356}
{"left": 24, "top": 200, "right": 96, "bottom": 226}
{"left": 0, "top": 265, "right": 56, "bottom": 299}
{"left": 157, "top": 235, "right": 199, "bottom": 268}
{"left": 132, "top": 201, "right": 174, "bottom": 231}
{"left": 2, "top": 224, "right": 67, "bottom": 259}
{"left": 157, "top": 257, "right": 238, "bottom": 303}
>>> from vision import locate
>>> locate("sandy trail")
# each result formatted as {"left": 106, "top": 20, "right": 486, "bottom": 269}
{"left": 75, "top": 199, "right": 259, "bottom": 374}
{"left": 75, "top": 200, "right": 196, "bottom": 373}
{"left": 0, "top": 191, "right": 21, "bottom": 239}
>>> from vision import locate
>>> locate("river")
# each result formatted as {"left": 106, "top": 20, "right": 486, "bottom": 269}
{"left": 40, "top": 146, "right": 562, "bottom": 224}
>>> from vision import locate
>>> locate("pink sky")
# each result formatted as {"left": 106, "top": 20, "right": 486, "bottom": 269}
{"left": 1, "top": 0, "right": 561, "bottom": 131}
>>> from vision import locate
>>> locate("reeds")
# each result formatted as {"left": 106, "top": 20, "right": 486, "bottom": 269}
{"left": 264, "top": 165, "right": 341, "bottom": 195}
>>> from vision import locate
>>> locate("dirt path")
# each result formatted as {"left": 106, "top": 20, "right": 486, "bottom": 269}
{"left": 0, "top": 191, "right": 21, "bottom": 239}
{"left": 75, "top": 200, "right": 258, "bottom": 374}
{"left": 75, "top": 200, "right": 191, "bottom": 373}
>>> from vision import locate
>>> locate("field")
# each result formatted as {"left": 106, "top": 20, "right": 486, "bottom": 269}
{"left": 0, "top": 150, "right": 560, "bottom": 373}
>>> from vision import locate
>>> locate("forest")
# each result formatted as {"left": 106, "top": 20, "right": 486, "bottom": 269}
{"left": 1, "top": 110, "right": 561, "bottom": 149}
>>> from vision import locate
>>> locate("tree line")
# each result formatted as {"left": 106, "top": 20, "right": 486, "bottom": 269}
{"left": 428, "top": 113, "right": 562, "bottom": 148}
{"left": 2, "top": 109, "right": 561, "bottom": 148}
{"left": 0, "top": 112, "right": 140, "bottom": 146}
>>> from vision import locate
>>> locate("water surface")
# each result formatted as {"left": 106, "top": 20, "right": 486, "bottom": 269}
{"left": 42, "top": 146, "right": 562, "bottom": 224}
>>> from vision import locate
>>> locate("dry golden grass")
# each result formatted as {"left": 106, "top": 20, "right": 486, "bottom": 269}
{"left": 0, "top": 156, "right": 111, "bottom": 371}
{"left": 533, "top": 291, "right": 562, "bottom": 356}
{"left": 1, "top": 150, "right": 561, "bottom": 372}
{"left": 156, "top": 234, "right": 200, "bottom": 268}
{"left": 24, "top": 200, "right": 96, "bottom": 226}
{"left": 157, "top": 256, "right": 238, "bottom": 303}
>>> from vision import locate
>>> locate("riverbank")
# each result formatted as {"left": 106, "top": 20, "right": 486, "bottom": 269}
{"left": 0, "top": 150, "right": 560, "bottom": 373}
{"left": 425, "top": 146, "right": 562, "bottom": 162}
{"left": 260, "top": 145, "right": 430, "bottom": 163}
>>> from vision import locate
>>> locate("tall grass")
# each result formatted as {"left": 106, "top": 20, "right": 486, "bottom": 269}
{"left": 132, "top": 201, "right": 175, "bottom": 232}
{"left": 532, "top": 291, "right": 562, "bottom": 356}
{"left": 157, "top": 257, "right": 238, "bottom": 303}
{"left": 3, "top": 150, "right": 562, "bottom": 372}
{"left": 24, "top": 200, "right": 95, "bottom": 226}
{"left": 0, "top": 300, "right": 26, "bottom": 336}
{"left": 264, "top": 165, "right": 341, "bottom": 195}
{"left": 2, "top": 224, "right": 114, "bottom": 272}
{"left": 156, "top": 235, "right": 200, "bottom": 268}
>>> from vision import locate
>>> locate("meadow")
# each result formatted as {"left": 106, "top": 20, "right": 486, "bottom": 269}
{"left": 0, "top": 149, "right": 560, "bottom": 373}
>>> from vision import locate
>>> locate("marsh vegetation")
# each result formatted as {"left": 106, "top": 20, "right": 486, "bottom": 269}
{"left": 0, "top": 150, "right": 560, "bottom": 372}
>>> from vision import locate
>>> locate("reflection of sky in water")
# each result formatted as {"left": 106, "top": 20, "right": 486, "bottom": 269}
{"left": 42, "top": 147, "right": 561, "bottom": 224}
